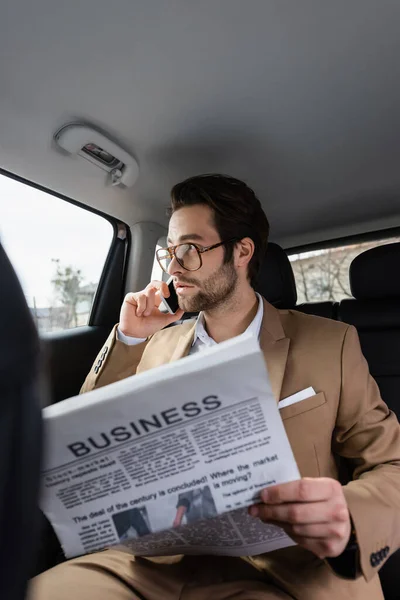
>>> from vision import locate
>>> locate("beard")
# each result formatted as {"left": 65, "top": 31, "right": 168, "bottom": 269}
{"left": 177, "top": 260, "right": 238, "bottom": 313}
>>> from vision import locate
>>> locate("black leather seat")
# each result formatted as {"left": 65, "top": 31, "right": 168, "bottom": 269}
{"left": 338, "top": 242, "right": 400, "bottom": 600}
{"left": 296, "top": 301, "right": 338, "bottom": 319}
{"left": 255, "top": 242, "right": 297, "bottom": 308}
{"left": 0, "top": 243, "right": 43, "bottom": 599}
{"left": 339, "top": 242, "right": 400, "bottom": 417}
{"left": 255, "top": 243, "right": 337, "bottom": 318}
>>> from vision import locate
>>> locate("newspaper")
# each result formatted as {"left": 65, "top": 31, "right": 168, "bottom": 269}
{"left": 40, "top": 333, "right": 300, "bottom": 559}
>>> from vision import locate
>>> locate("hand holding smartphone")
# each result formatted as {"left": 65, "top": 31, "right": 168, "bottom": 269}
{"left": 119, "top": 279, "right": 184, "bottom": 339}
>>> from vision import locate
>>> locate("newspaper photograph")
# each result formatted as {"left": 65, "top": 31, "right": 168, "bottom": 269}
{"left": 40, "top": 334, "right": 300, "bottom": 559}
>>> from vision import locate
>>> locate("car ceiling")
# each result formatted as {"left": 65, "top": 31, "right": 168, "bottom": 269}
{"left": 1, "top": 0, "right": 400, "bottom": 248}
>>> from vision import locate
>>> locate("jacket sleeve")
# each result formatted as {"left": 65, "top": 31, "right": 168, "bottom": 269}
{"left": 332, "top": 325, "right": 400, "bottom": 581}
{"left": 80, "top": 324, "right": 149, "bottom": 393}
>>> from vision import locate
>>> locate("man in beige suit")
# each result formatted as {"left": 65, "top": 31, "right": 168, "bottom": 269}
{"left": 31, "top": 175, "right": 400, "bottom": 600}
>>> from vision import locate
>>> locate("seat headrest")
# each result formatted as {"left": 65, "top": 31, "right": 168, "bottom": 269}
{"left": 350, "top": 242, "right": 400, "bottom": 300}
{"left": 255, "top": 243, "right": 297, "bottom": 308}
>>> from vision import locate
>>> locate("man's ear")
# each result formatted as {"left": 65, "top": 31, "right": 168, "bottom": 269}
{"left": 235, "top": 237, "right": 255, "bottom": 269}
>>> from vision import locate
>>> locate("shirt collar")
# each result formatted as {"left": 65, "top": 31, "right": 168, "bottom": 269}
{"left": 193, "top": 293, "right": 264, "bottom": 348}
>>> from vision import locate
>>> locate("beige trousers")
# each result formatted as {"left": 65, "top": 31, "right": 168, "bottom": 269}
{"left": 29, "top": 549, "right": 294, "bottom": 600}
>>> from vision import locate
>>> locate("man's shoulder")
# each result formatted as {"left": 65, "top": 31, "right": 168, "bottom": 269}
{"left": 279, "top": 307, "right": 351, "bottom": 341}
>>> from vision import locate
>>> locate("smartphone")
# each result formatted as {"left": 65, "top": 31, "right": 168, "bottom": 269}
{"left": 160, "top": 277, "right": 180, "bottom": 314}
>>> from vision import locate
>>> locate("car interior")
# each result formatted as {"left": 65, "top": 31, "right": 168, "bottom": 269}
{"left": 0, "top": 2, "right": 399, "bottom": 598}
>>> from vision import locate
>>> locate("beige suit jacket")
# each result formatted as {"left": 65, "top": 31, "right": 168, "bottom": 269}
{"left": 81, "top": 299, "right": 400, "bottom": 600}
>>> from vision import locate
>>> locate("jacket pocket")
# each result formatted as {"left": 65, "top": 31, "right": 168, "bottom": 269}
{"left": 279, "top": 391, "right": 326, "bottom": 421}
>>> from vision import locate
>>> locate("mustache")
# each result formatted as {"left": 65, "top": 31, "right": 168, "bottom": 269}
{"left": 174, "top": 277, "right": 199, "bottom": 286}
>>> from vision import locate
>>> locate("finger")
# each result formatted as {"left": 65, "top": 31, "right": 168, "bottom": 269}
{"left": 123, "top": 292, "right": 138, "bottom": 307}
{"left": 249, "top": 500, "right": 348, "bottom": 525}
{"left": 136, "top": 294, "right": 147, "bottom": 317}
{"left": 141, "top": 308, "right": 184, "bottom": 327}
{"left": 143, "top": 288, "right": 156, "bottom": 316}
{"left": 147, "top": 280, "right": 170, "bottom": 308}
{"left": 154, "top": 283, "right": 173, "bottom": 308}
{"left": 260, "top": 478, "right": 342, "bottom": 505}
{"left": 146, "top": 280, "right": 169, "bottom": 297}
{"left": 283, "top": 520, "right": 350, "bottom": 540}
{"left": 261, "top": 519, "right": 350, "bottom": 559}
{"left": 287, "top": 534, "right": 344, "bottom": 559}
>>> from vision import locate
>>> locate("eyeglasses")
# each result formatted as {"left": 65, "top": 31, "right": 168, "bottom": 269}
{"left": 156, "top": 238, "right": 237, "bottom": 274}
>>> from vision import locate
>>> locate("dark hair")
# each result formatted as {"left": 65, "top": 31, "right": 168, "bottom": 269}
{"left": 169, "top": 174, "right": 270, "bottom": 286}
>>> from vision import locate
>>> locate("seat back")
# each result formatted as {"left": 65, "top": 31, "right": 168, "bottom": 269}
{"left": 296, "top": 301, "right": 338, "bottom": 319}
{"left": 0, "top": 243, "right": 43, "bottom": 599}
{"left": 255, "top": 242, "right": 297, "bottom": 308}
{"left": 256, "top": 245, "right": 338, "bottom": 318}
{"left": 338, "top": 242, "right": 400, "bottom": 600}
{"left": 339, "top": 242, "right": 400, "bottom": 416}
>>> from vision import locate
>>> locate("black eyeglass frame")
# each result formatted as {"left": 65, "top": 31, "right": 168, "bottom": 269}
{"left": 156, "top": 238, "right": 238, "bottom": 273}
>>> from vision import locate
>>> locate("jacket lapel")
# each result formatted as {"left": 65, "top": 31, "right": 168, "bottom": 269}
{"left": 168, "top": 320, "right": 196, "bottom": 363}
{"left": 259, "top": 299, "right": 290, "bottom": 403}
{"left": 167, "top": 300, "right": 290, "bottom": 403}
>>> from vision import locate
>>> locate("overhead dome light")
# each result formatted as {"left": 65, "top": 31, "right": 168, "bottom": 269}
{"left": 54, "top": 123, "right": 139, "bottom": 188}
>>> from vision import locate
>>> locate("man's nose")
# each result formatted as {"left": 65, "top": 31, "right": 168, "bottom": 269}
{"left": 167, "top": 255, "right": 182, "bottom": 276}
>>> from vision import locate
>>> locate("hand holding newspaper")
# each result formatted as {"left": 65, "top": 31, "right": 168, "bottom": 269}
{"left": 41, "top": 334, "right": 300, "bottom": 558}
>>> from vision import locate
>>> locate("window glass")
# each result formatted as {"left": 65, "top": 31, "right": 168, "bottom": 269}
{"left": 289, "top": 236, "right": 400, "bottom": 303}
{"left": 0, "top": 174, "right": 113, "bottom": 333}
{"left": 151, "top": 236, "right": 169, "bottom": 283}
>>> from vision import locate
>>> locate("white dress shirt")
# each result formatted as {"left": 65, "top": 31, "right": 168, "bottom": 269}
{"left": 117, "top": 293, "right": 264, "bottom": 353}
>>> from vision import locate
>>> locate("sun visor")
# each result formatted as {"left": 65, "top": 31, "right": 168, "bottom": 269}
{"left": 54, "top": 123, "right": 139, "bottom": 188}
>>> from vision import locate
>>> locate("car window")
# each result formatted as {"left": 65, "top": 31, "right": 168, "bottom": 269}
{"left": 0, "top": 173, "right": 113, "bottom": 333}
{"left": 289, "top": 235, "right": 400, "bottom": 303}
{"left": 151, "top": 236, "right": 169, "bottom": 283}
